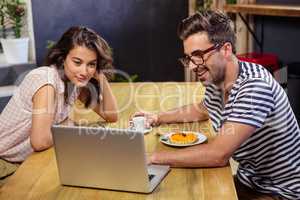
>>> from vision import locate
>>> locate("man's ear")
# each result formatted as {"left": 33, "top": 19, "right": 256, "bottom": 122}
{"left": 221, "top": 42, "right": 233, "bottom": 58}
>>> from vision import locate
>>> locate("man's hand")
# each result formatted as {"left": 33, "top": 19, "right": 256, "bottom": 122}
{"left": 131, "top": 112, "right": 160, "bottom": 128}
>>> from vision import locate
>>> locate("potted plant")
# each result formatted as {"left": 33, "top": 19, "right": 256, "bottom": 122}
{"left": 0, "top": 0, "right": 28, "bottom": 64}
{"left": 196, "top": 0, "right": 213, "bottom": 11}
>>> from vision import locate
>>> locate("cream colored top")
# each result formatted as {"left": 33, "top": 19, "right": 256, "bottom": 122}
{"left": 0, "top": 66, "right": 78, "bottom": 162}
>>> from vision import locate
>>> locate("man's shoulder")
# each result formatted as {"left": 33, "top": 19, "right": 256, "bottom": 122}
{"left": 239, "top": 77, "right": 272, "bottom": 89}
{"left": 239, "top": 61, "right": 272, "bottom": 80}
{"left": 238, "top": 61, "right": 274, "bottom": 91}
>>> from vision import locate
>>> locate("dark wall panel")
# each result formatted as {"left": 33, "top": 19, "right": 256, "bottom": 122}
{"left": 31, "top": 0, "right": 188, "bottom": 81}
{"left": 254, "top": 0, "right": 300, "bottom": 64}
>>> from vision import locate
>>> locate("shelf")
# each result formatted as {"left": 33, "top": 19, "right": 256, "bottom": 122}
{"left": 0, "top": 53, "right": 35, "bottom": 68}
{"left": 224, "top": 4, "right": 300, "bottom": 17}
{"left": 0, "top": 85, "right": 17, "bottom": 98}
{"left": 0, "top": 62, "right": 35, "bottom": 68}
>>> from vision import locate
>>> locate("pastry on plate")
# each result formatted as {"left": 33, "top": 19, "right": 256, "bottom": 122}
{"left": 169, "top": 132, "right": 198, "bottom": 144}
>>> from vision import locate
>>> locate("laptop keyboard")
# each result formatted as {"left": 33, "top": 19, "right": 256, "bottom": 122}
{"left": 148, "top": 174, "right": 155, "bottom": 181}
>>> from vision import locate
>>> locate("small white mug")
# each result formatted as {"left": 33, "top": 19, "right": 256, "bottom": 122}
{"left": 132, "top": 116, "right": 146, "bottom": 131}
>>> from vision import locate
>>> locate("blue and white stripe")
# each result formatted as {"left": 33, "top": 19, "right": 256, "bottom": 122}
{"left": 203, "top": 61, "right": 300, "bottom": 199}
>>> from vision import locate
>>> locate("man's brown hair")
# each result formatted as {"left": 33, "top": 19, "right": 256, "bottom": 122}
{"left": 178, "top": 10, "right": 236, "bottom": 54}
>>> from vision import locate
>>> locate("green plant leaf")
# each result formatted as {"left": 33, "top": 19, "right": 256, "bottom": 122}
{"left": 0, "top": 0, "right": 26, "bottom": 38}
{"left": 112, "top": 73, "right": 139, "bottom": 82}
{"left": 46, "top": 40, "right": 56, "bottom": 49}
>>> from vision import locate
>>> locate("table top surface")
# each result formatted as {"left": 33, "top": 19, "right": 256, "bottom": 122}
{"left": 0, "top": 82, "right": 238, "bottom": 200}
{"left": 224, "top": 3, "right": 300, "bottom": 17}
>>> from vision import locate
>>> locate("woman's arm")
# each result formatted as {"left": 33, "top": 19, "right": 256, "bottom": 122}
{"left": 30, "top": 85, "right": 56, "bottom": 151}
{"left": 78, "top": 73, "right": 118, "bottom": 122}
{"left": 94, "top": 73, "right": 118, "bottom": 122}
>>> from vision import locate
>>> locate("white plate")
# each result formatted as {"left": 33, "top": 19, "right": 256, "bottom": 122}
{"left": 128, "top": 126, "right": 153, "bottom": 134}
{"left": 159, "top": 131, "right": 207, "bottom": 147}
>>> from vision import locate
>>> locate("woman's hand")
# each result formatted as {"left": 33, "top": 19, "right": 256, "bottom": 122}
{"left": 93, "top": 70, "right": 106, "bottom": 82}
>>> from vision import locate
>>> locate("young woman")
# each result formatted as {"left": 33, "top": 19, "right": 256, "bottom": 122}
{"left": 0, "top": 26, "right": 118, "bottom": 166}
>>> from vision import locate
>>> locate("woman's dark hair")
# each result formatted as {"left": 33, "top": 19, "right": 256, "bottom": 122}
{"left": 44, "top": 26, "right": 114, "bottom": 107}
{"left": 178, "top": 10, "right": 236, "bottom": 54}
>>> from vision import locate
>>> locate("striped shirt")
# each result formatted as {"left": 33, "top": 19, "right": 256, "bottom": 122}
{"left": 203, "top": 61, "right": 300, "bottom": 199}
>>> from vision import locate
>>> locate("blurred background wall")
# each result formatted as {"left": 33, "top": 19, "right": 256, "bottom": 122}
{"left": 31, "top": 0, "right": 188, "bottom": 82}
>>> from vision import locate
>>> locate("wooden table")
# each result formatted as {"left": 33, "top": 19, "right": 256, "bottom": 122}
{"left": 0, "top": 82, "right": 238, "bottom": 200}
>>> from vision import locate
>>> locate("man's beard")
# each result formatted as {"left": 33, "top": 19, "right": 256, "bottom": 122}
{"left": 194, "top": 64, "right": 225, "bottom": 86}
{"left": 211, "top": 66, "right": 226, "bottom": 86}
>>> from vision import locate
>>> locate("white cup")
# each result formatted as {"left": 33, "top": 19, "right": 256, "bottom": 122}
{"left": 132, "top": 116, "right": 146, "bottom": 131}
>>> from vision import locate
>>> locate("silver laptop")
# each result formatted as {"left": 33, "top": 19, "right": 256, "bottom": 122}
{"left": 51, "top": 125, "right": 170, "bottom": 193}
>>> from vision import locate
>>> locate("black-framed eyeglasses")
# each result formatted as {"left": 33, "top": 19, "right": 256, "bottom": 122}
{"left": 178, "top": 43, "right": 222, "bottom": 68}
